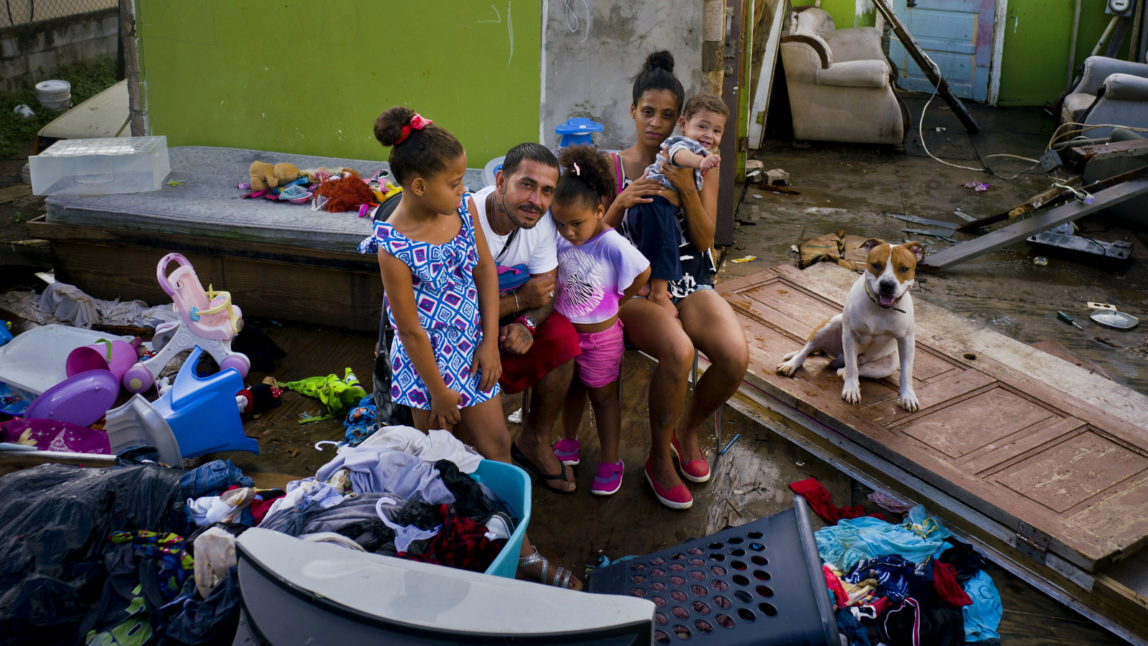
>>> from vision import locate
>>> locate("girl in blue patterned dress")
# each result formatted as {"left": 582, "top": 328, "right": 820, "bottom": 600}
{"left": 361, "top": 107, "right": 504, "bottom": 443}
{"left": 360, "top": 107, "right": 582, "bottom": 590}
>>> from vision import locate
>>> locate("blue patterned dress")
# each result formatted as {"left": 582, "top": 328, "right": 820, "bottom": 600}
{"left": 359, "top": 194, "right": 498, "bottom": 410}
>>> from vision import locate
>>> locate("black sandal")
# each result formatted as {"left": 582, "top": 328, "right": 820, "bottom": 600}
{"left": 511, "top": 443, "right": 575, "bottom": 494}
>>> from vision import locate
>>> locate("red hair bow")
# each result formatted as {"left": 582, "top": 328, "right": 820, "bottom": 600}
{"left": 396, "top": 113, "right": 433, "bottom": 145}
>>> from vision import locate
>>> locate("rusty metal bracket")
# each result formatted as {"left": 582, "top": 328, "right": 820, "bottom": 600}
{"left": 1015, "top": 522, "right": 1051, "bottom": 563}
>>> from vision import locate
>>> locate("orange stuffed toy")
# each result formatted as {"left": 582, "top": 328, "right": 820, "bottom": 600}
{"left": 313, "top": 171, "right": 377, "bottom": 212}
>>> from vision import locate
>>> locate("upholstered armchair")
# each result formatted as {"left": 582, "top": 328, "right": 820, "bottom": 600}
{"left": 779, "top": 7, "right": 908, "bottom": 145}
{"left": 1061, "top": 56, "right": 1148, "bottom": 140}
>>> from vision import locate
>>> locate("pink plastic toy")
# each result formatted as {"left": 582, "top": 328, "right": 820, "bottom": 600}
{"left": 123, "top": 253, "right": 251, "bottom": 393}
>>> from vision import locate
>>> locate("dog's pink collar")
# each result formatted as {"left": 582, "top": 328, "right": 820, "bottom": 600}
{"left": 865, "top": 280, "right": 907, "bottom": 313}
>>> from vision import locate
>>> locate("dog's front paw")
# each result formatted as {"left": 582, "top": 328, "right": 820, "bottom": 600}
{"left": 776, "top": 351, "right": 802, "bottom": 376}
{"left": 841, "top": 380, "right": 861, "bottom": 405}
{"left": 776, "top": 359, "right": 799, "bottom": 376}
{"left": 898, "top": 389, "right": 919, "bottom": 412}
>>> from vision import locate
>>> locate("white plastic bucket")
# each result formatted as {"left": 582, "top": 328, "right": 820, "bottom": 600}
{"left": 35, "top": 79, "right": 71, "bottom": 111}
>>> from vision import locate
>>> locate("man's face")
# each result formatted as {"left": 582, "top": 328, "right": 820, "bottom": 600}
{"left": 495, "top": 159, "right": 559, "bottom": 229}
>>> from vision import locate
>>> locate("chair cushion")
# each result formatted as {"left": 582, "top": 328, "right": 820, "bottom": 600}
{"left": 1062, "top": 92, "right": 1097, "bottom": 123}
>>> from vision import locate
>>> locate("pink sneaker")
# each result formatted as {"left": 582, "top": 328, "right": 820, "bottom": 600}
{"left": 591, "top": 460, "right": 624, "bottom": 496}
{"left": 644, "top": 461, "right": 693, "bottom": 509}
{"left": 553, "top": 438, "right": 581, "bottom": 466}
{"left": 670, "top": 436, "right": 711, "bottom": 483}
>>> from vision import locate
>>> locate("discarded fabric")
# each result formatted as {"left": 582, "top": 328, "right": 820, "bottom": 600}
{"left": 280, "top": 368, "right": 367, "bottom": 421}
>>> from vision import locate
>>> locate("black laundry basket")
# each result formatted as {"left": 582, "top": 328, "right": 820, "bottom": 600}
{"left": 588, "top": 496, "right": 837, "bottom": 645}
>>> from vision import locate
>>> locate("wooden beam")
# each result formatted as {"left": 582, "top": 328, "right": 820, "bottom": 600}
{"left": 955, "top": 165, "right": 1148, "bottom": 232}
{"left": 871, "top": 0, "right": 979, "bottom": 134}
{"left": 924, "top": 178, "right": 1148, "bottom": 270}
{"left": 725, "top": 384, "right": 1147, "bottom": 645}
{"left": 716, "top": 0, "right": 746, "bottom": 247}
{"left": 748, "top": 0, "right": 787, "bottom": 149}
{"left": 0, "top": 451, "right": 115, "bottom": 478}
{"left": 118, "top": 0, "right": 145, "bottom": 136}
{"left": 1063, "top": 138, "right": 1148, "bottom": 168}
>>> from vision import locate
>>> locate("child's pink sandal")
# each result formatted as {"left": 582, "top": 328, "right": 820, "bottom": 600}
{"left": 591, "top": 460, "right": 624, "bottom": 496}
{"left": 553, "top": 438, "right": 581, "bottom": 466}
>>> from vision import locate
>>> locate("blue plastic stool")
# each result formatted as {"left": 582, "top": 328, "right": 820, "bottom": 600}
{"left": 152, "top": 345, "right": 259, "bottom": 458}
{"left": 554, "top": 117, "right": 604, "bottom": 148}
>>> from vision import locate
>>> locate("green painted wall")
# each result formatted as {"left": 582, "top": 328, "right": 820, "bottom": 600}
{"left": 793, "top": 0, "right": 1126, "bottom": 107}
{"left": 997, "top": 0, "right": 1121, "bottom": 106}
{"left": 135, "top": 1, "right": 542, "bottom": 164}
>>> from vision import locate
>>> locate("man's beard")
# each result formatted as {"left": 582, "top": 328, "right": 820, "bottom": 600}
{"left": 497, "top": 191, "right": 543, "bottom": 230}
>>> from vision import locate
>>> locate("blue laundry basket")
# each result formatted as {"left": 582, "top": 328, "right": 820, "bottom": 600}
{"left": 470, "top": 459, "right": 531, "bottom": 578}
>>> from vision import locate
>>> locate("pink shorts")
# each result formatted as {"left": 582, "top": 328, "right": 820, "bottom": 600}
{"left": 575, "top": 319, "right": 625, "bottom": 388}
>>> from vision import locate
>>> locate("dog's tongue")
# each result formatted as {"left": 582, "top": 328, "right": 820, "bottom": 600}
{"left": 879, "top": 294, "right": 897, "bottom": 308}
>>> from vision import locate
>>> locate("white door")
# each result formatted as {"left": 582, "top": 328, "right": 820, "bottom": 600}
{"left": 888, "top": 0, "right": 996, "bottom": 102}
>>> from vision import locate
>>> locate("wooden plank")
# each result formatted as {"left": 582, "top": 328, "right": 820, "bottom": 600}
{"left": 1063, "top": 138, "right": 1148, "bottom": 168}
{"left": 801, "top": 262, "right": 1148, "bottom": 437}
{"left": 954, "top": 165, "right": 1148, "bottom": 232}
{"left": 872, "top": 0, "right": 979, "bottom": 134}
{"left": 0, "top": 450, "right": 116, "bottom": 478}
{"left": 725, "top": 381, "right": 1148, "bottom": 644}
{"left": 748, "top": 0, "right": 787, "bottom": 148}
{"left": 716, "top": 0, "right": 746, "bottom": 248}
{"left": 923, "top": 178, "right": 1148, "bottom": 270}
{"left": 1029, "top": 340, "right": 1114, "bottom": 382}
{"left": 719, "top": 265, "right": 1148, "bottom": 572}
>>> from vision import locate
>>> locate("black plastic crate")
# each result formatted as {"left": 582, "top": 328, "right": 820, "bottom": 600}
{"left": 589, "top": 496, "right": 837, "bottom": 645}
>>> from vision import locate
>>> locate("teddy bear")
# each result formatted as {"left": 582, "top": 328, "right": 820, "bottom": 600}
{"left": 248, "top": 161, "right": 301, "bottom": 191}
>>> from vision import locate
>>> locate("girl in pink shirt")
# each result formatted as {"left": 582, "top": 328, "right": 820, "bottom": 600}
{"left": 551, "top": 145, "right": 650, "bottom": 496}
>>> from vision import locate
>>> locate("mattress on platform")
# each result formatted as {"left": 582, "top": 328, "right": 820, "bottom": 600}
{"left": 43, "top": 146, "right": 489, "bottom": 254}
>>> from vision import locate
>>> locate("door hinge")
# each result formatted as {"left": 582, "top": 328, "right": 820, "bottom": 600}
{"left": 1015, "top": 522, "right": 1050, "bottom": 563}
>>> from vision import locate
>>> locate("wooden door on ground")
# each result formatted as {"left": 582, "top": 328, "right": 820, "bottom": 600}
{"left": 718, "top": 265, "right": 1148, "bottom": 573}
{"left": 889, "top": 0, "right": 995, "bottom": 102}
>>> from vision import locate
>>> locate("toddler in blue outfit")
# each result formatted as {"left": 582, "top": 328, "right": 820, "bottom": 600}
{"left": 626, "top": 94, "right": 728, "bottom": 315}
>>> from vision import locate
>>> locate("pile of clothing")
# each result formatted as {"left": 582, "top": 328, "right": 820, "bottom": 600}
{"left": 0, "top": 426, "right": 514, "bottom": 644}
{"left": 793, "top": 478, "right": 1002, "bottom": 646}
{"left": 250, "top": 427, "right": 514, "bottom": 571}
{"left": 0, "top": 456, "right": 246, "bottom": 644}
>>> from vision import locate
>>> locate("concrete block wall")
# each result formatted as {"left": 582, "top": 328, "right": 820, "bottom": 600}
{"left": 541, "top": 1, "right": 704, "bottom": 153}
{"left": 0, "top": 8, "right": 117, "bottom": 94}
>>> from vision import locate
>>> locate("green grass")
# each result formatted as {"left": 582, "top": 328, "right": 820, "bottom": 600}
{"left": 0, "top": 58, "right": 119, "bottom": 158}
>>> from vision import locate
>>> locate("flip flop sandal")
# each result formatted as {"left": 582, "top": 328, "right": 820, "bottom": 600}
{"left": 511, "top": 443, "right": 575, "bottom": 494}
{"left": 518, "top": 547, "right": 575, "bottom": 589}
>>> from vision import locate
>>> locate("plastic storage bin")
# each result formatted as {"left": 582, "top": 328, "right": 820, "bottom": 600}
{"left": 0, "top": 324, "right": 134, "bottom": 395}
{"left": 234, "top": 527, "right": 654, "bottom": 644}
{"left": 470, "top": 459, "right": 531, "bottom": 577}
{"left": 29, "top": 136, "right": 170, "bottom": 196}
{"left": 588, "top": 495, "right": 838, "bottom": 645}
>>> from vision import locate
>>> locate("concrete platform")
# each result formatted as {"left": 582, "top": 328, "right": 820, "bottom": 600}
{"left": 29, "top": 146, "right": 488, "bottom": 331}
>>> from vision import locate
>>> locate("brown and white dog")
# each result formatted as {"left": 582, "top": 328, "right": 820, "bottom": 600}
{"left": 776, "top": 239, "right": 925, "bottom": 412}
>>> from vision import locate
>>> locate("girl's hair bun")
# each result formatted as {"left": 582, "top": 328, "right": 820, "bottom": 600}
{"left": 374, "top": 106, "right": 417, "bottom": 148}
{"left": 645, "top": 50, "right": 675, "bottom": 74}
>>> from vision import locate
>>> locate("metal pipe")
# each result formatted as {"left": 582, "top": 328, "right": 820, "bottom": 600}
{"left": 1090, "top": 15, "right": 1120, "bottom": 58}
{"left": 1068, "top": 0, "right": 1081, "bottom": 86}
{"left": 1131, "top": 0, "right": 1144, "bottom": 60}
